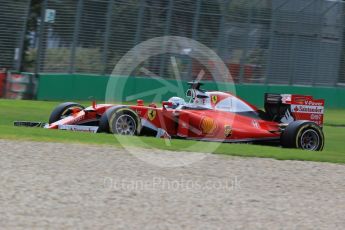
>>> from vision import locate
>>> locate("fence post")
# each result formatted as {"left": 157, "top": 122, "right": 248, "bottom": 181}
{"left": 335, "top": 1, "right": 344, "bottom": 86}
{"left": 35, "top": 0, "right": 47, "bottom": 75}
{"left": 239, "top": 0, "right": 259, "bottom": 84}
{"left": 69, "top": 0, "right": 83, "bottom": 74}
{"left": 288, "top": 41, "right": 297, "bottom": 85}
{"left": 311, "top": 0, "right": 324, "bottom": 86}
{"left": 15, "top": 0, "right": 31, "bottom": 71}
{"left": 191, "top": 0, "right": 201, "bottom": 40}
{"left": 134, "top": 0, "right": 145, "bottom": 46}
{"left": 216, "top": 0, "right": 231, "bottom": 59}
{"left": 186, "top": 0, "right": 201, "bottom": 81}
{"left": 159, "top": 0, "right": 174, "bottom": 78}
{"left": 102, "top": 0, "right": 114, "bottom": 75}
{"left": 35, "top": 0, "right": 48, "bottom": 76}
{"left": 265, "top": 0, "right": 291, "bottom": 85}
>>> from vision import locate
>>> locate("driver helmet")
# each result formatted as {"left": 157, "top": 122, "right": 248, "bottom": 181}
{"left": 168, "top": 97, "right": 186, "bottom": 109}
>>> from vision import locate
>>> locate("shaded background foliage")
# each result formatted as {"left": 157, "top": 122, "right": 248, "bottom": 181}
{"left": 2, "top": 0, "right": 345, "bottom": 86}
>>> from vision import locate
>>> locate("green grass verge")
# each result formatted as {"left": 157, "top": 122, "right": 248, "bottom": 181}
{"left": 0, "top": 99, "right": 344, "bottom": 163}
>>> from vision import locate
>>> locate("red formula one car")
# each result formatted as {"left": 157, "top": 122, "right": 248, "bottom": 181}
{"left": 15, "top": 82, "right": 325, "bottom": 151}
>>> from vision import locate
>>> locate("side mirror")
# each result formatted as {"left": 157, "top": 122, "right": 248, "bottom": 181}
{"left": 162, "top": 101, "right": 173, "bottom": 110}
{"left": 137, "top": 99, "right": 144, "bottom": 106}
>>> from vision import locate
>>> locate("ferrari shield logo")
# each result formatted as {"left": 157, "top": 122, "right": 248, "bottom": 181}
{"left": 224, "top": 125, "right": 232, "bottom": 137}
{"left": 148, "top": 109, "right": 156, "bottom": 121}
{"left": 211, "top": 95, "right": 218, "bottom": 104}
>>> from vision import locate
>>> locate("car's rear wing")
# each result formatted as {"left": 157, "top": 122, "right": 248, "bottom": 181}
{"left": 264, "top": 93, "right": 325, "bottom": 126}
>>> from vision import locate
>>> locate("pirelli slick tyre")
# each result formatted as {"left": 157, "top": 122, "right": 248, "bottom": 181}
{"left": 49, "top": 102, "right": 84, "bottom": 124}
{"left": 98, "top": 106, "right": 141, "bottom": 135}
{"left": 281, "top": 120, "right": 324, "bottom": 151}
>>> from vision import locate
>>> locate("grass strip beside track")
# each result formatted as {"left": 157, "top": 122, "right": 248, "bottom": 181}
{"left": 0, "top": 99, "right": 344, "bottom": 164}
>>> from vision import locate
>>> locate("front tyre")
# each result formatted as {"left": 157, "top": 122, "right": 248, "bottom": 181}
{"left": 98, "top": 106, "right": 141, "bottom": 135}
{"left": 281, "top": 121, "right": 324, "bottom": 151}
{"left": 49, "top": 102, "right": 84, "bottom": 124}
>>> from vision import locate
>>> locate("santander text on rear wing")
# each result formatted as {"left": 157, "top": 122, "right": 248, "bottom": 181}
{"left": 264, "top": 94, "right": 325, "bottom": 126}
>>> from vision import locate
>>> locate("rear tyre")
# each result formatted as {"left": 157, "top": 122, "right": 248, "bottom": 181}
{"left": 98, "top": 106, "right": 141, "bottom": 135}
{"left": 281, "top": 120, "right": 324, "bottom": 151}
{"left": 49, "top": 102, "right": 84, "bottom": 124}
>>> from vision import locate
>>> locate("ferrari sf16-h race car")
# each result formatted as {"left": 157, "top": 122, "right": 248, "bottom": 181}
{"left": 15, "top": 82, "right": 325, "bottom": 151}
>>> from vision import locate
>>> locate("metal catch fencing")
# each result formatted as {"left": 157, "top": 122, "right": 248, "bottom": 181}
{"left": 0, "top": 0, "right": 31, "bottom": 70}
{"left": 8, "top": 0, "right": 345, "bottom": 86}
